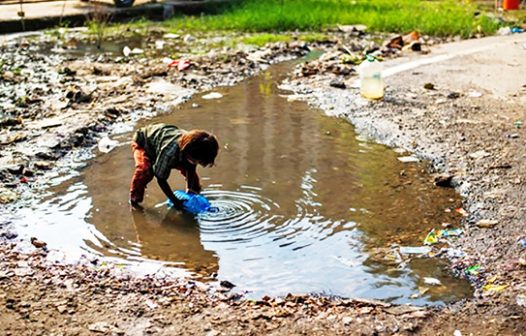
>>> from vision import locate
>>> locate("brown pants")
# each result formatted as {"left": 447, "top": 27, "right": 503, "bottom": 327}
{"left": 129, "top": 142, "right": 154, "bottom": 203}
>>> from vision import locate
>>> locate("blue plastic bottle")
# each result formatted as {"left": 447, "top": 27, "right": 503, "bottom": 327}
{"left": 167, "top": 190, "right": 211, "bottom": 214}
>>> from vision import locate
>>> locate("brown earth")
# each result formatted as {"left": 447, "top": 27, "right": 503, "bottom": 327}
{"left": 1, "top": 28, "right": 526, "bottom": 335}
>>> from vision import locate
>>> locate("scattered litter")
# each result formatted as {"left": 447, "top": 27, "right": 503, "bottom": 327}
{"left": 168, "top": 59, "right": 190, "bottom": 71}
{"left": 469, "top": 150, "right": 490, "bottom": 160}
{"left": 497, "top": 27, "right": 512, "bottom": 36}
{"left": 399, "top": 246, "right": 431, "bottom": 255}
{"left": 455, "top": 208, "right": 468, "bottom": 217}
{"left": 397, "top": 156, "right": 419, "bottom": 163}
{"left": 476, "top": 219, "right": 498, "bottom": 228}
{"left": 183, "top": 34, "right": 196, "bottom": 43}
{"left": 130, "top": 48, "right": 144, "bottom": 55}
{"left": 163, "top": 33, "right": 180, "bottom": 39}
{"left": 122, "top": 46, "right": 143, "bottom": 56}
{"left": 438, "top": 228, "right": 463, "bottom": 238}
{"left": 483, "top": 283, "right": 508, "bottom": 293}
{"left": 454, "top": 330, "right": 462, "bottom": 336}
{"left": 202, "top": 92, "right": 223, "bottom": 100}
{"left": 424, "top": 229, "right": 438, "bottom": 245}
{"left": 465, "top": 265, "right": 482, "bottom": 276}
{"left": 123, "top": 46, "right": 131, "bottom": 57}
{"left": 483, "top": 276, "right": 508, "bottom": 293}
{"left": 518, "top": 237, "right": 526, "bottom": 248}
{"left": 514, "top": 120, "right": 523, "bottom": 129}
{"left": 517, "top": 294, "right": 526, "bottom": 307}
{"left": 155, "top": 40, "right": 165, "bottom": 50}
{"left": 511, "top": 27, "right": 524, "bottom": 33}
{"left": 423, "top": 277, "right": 441, "bottom": 286}
{"left": 98, "top": 137, "right": 119, "bottom": 153}
{"left": 467, "top": 90, "right": 482, "bottom": 98}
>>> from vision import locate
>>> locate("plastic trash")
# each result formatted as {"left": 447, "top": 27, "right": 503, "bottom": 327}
{"left": 168, "top": 59, "right": 190, "bottom": 71}
{"left": 423, "top": 229, "right": 438, "bottom": 245}
{"left": 98, "top": 136, "right": 118, "bottom": 153}
{"left": 357, "top": 55, "right": 384, "bottom": 99}
{"left": 465, "top": 264, "right": 482, "bottom": 276}
{"left": 167, "top": 190, "right": 211, "bottom": 214}
{"left": 423, "top": 277, "right": 441, "bottom": 286}
{"left": 399, "top": 246, "right": 431, "bottom": 255}
{"left": 518, "top": 237, "right": 526, "bottom": 248}
{"left": 123, "top": 46, "right": 131, "bottom": 57}
{"left": 202, "top": 92, "right": 223, "bottom": 100}
{"left": 438, "top": 228, "right": 463, "bottom": 238}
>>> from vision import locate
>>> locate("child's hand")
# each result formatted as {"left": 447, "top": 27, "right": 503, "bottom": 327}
{"left": 186, "top": 188, "right": 200, "bottom": 194}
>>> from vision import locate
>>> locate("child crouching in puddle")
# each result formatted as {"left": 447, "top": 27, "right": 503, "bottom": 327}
{"left": 129, "top": 123, "right": 219, "bottom": 210}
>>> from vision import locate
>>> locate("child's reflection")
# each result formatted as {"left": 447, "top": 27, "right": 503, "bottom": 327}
{"left": 131, "top": 208, "right": 219, "bottom": 277}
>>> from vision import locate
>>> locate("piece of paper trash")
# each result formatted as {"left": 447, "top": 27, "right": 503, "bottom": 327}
{"left": 155, "top": 40, "right": 165, "bottom": 50}
{"left": 130, "top": 48, "right": 144, "bottom": 55}
{"left": 123, "top": 46, "right": 131, "bottom": 57}
{"left": 98, "top": 137, "right": 118, "bottom": 153}
{"left": 467, "top": 90, "right": 482, "bottom": 98}
{"left": 423, "top": 277, "right": 442, "bottom": 286}
{"left": 202, "top": 92, "right": 223, "bottom": 100}
{"left": 397, "top": 156, "right": 419, "bottom": 163}
{"left": 168, "top": 59, "right": 190, "bottom": 71}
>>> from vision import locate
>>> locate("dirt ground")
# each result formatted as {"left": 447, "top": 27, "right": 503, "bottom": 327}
{"left": 1, "top": 28, "right": 526, "bottom": 335}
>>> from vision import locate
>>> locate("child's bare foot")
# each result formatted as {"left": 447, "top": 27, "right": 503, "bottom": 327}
{"left": 129, "top": 199, "right": 143, "bottom": 211}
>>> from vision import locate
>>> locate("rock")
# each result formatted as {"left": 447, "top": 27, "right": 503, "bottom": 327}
{"left": 423, "top": 83, "right": 435, "bottom": 90}
{"left": 88, "top": 322, "right": 111, "bottom": 333}
{"left": 0, "top": 117, "right": 22, "bottom": 127}
{"left": 0, "top": 188, "right": 18, "bottom": 204}
{"left": 30, "top": 237, "right": 47, "bottom": 249}
{"left": 34, "top": 161, "right": 53, "bottom": 171}
{"left": 434, "top": 174, "right": 455, "bottom": 187}
{"left": 329, "top": 79, "right": 346, "bottom": 89}
{"left": 220, "top": 280, "right": 236, "bottom": 289}
{"left": 447, "top": 92, "right": 461, "bottom": 99}
{"left": 476, "top": 220, "right": 499, "bottom": 228}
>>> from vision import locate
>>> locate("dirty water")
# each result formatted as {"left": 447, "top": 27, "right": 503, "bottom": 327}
{"left": 11, "top": 61, "right": 472, "bottom": 305}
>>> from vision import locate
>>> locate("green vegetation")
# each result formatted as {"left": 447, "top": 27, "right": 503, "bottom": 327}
{"left": 241, "top": 33, "right": 292, "bottom": 47}
{"left": 163, "top": 0, "right": 501, "bottom": 37}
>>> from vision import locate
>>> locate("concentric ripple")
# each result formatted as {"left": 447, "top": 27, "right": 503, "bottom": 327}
{"left": 198, "top": 187, "right": 282, "bottom": 243}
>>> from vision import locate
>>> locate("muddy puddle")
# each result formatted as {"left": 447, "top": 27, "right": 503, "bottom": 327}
{"left": 11, "top": 59, "right": 472, "bottom": 305}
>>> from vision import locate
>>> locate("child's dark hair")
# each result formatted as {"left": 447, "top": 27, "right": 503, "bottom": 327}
{"left": 179, "top": 130, "right": 219, "bottom": 167}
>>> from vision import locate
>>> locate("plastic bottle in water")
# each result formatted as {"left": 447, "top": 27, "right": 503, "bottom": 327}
{"left": 167, "top": 190, "right": 211, "bottom": 214}
{"left": 357, "top": 55, "right": 384, "bottom": 99}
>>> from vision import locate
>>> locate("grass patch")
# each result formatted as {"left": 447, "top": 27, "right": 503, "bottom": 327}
{"left": 241, "top": 33, "right": 292, "bottom": 46}
{"left": 162, "top": 0, "right": 501, "bottom": 37}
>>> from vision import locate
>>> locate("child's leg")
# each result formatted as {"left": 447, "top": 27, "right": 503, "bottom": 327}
{"left": 130, "top": 142, "right": 154, "bottom": 203}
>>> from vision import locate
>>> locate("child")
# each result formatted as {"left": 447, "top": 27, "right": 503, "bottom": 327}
{"left": 129, "top": 123, "right": 219, "bottom": 209}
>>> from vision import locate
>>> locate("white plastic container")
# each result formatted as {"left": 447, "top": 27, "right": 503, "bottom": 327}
{"left": 357, "top": 56, "right": 384, "bottom": 99}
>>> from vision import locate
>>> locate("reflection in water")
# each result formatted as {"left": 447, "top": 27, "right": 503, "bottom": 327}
{"left": 12, "top": 60, "right": 473, "bottom": 305}
{"left": 131, "top": 209, "right": 218, "bottom": 277}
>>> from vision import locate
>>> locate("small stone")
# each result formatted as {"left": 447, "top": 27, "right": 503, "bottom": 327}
{"left": 434, "top": 174, "right": 454, "bottom": 187}
{"left": 423, "top": 83, "right": 435, "bottom": 90}
{"left": 88, "top": 322, "right": 111, "bottom": 333}
{"left": 476, "top": 220, "right": 498, "bottom": 228}
{"left": 329, "top": 79, "right": 346, "bottom": 89}
{"left": 220, "top": 280, "right": 236, "bottom": 289}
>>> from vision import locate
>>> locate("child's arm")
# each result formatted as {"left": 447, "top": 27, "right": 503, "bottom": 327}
{"left": 157, "top": 178, "right": 184, "bottom": 209}
{"left": 186, "top": 167, "right": 202, "bottom": 194}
